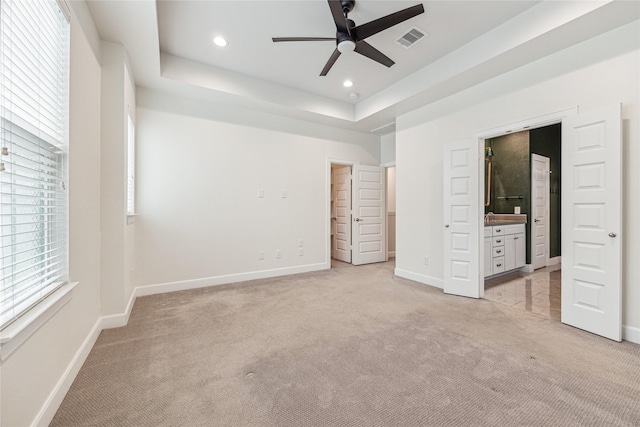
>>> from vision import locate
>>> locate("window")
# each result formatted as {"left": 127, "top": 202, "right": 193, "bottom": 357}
{"left": 0, "top": 0, "right": 70, "bottom": 330}
{"left": 127, "top": 114, "right": 135, "bottom": 215}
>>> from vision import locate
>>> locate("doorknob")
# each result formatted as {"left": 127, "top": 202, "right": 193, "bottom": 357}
{"left": 609, "top": 232, "right": 617, "bottom": 238}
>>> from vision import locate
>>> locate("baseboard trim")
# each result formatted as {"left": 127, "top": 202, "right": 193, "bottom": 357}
{"left": 394, "top": 268, "right": 444, "bottom": 289}
{"left": 521, "top": 264, "right": 534, "bottom": 273}
{"left": 136, "top": 263, "right": 328, "bottom": 297}
{"left": 33, "top": 318, "right": 102, "bottom": 427}
{"left": 623, "top": 324, "right": 640, "bottom": 344}
{"left": 101, "top": 289, "right": 138, "bottom": 329}
{"left": 548, "top": 256, "right": 561, "bottom": 266}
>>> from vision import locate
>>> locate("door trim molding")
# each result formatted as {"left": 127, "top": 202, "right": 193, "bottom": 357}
{"left": 474, "top": 107, "right": 578, "bottom": 140}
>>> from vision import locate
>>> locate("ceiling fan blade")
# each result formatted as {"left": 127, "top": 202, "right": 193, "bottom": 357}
{"left": 272, "top": 37, "right": 335, "bottom": 42}
{"left": 353, "top": 4, "right": 424, "bottom": 41}
{"left": 354, "top": 41, "right": 394, "bottom": 68}
{"left": 327, "top": 0, "right": 349, "bottom": 34}
{"left": 320, "top": 48, "right": 341, "bottom": 76}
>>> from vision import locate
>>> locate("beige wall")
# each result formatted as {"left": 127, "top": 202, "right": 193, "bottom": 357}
{"left": 0, "top": 3, "right": 103, "bottom": 425}
{"left": 134, "top": 92, "right": 380, "bottom": 288}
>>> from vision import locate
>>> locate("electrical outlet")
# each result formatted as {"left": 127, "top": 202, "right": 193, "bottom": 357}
{"left": 424, "top": 256, "right": 429, "bottom": 265}
{"left": 276, "top": 250, "right": 282, "bottom": 259}
{"left": 298, "top": 239, "right": 304, "bottom": 247}
{"left": 298, "top": 248, "right": 304, "bottom": 256}
{"left": 258, "top": 251, "right": 264, "bottom": 260}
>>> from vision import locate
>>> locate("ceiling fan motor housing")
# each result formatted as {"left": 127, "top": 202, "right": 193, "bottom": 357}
{"left": 336, "top": 18, "right": 356, "bottom": 52}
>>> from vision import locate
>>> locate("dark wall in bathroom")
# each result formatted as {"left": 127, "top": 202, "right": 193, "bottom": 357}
{"left": 486, "top": 130, "right": 531, "bottom": 262}
{"left": 484, "top": 124, "right": 562, "bottom": 266}
{"left": 530, "top": 123, "right": 562, "bottom": 258}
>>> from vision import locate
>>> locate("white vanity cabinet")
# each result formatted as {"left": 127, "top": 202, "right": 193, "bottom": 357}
{"left": 484, "top": 224, "right": 525, "bottom": 277}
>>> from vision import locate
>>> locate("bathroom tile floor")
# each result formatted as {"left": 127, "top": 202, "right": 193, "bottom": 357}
{"left": 483, "top": 265, "right": 562, "bottom": 320}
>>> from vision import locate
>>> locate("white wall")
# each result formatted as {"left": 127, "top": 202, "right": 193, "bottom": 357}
{"left": 135, "top": 90, "right": 380, "bottom": 289}
{"left": 380, "top": 132, "right": 396, "bottom": 166}
{"left": 0, "top": 3, "right": 103, "bottom": 425}
{"left": 100, "top": 41, "right": 137, "bottom": 316}
{"left": 395, "top": 22, "right": 640, "bottom": 337}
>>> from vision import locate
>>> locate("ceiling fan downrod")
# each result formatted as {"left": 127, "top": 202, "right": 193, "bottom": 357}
{"left": 341, "top": 0, "right": 355, "bottom": 17}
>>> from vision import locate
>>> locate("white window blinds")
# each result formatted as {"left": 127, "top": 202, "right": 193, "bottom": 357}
{"left": 0, "top": 0, "right": 70, "bottom": 329}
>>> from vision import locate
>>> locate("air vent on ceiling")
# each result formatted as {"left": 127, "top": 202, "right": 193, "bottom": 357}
{"left": 371, "top": 122, "right": 396, "bottom": 135}
{"left": 396, "top": 27, "right": 428, "bottom": 49}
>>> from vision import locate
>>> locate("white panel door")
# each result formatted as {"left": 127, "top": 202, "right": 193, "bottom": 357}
{"left": 352, "top": 165, "right": 386, "bottom": 265}
{"left": 332, "top": 166, "right": 351, "bottom": 263}
{"left": 531, "top": 154, "right": 550, "bottom": 270}
{"left": 444, "top": 140, "right": 480, "bottom": 298}
{"left": 562, "top": 104, "right": 622, "bottom": 341}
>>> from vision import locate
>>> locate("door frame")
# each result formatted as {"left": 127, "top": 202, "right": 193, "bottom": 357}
{"left": 531, "top": 153, "right": 551, "bottom": 270}
{"left": 473, "top": 107, "right": 577, "bottom": 296}
{"left": 382, "top": 161, "right": 396, "bottom": 260}
{"left": 326, "top": 158, "right": 357, "bottom": 268}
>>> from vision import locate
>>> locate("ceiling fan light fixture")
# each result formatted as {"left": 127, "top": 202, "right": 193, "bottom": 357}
{"left": 213, "top": 36, "right": 228, "bottom": 47}
{"left": 337, "top": 39, "right": 356, "bottom": 53}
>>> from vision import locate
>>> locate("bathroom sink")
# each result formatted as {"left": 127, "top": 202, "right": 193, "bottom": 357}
{"left": 484, "top": 213, "right": 527, "bottom": 226}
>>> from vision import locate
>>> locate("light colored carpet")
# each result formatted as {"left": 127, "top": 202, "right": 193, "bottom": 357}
{"left": 51, "top": 261, "right": 640, "bottom": 426}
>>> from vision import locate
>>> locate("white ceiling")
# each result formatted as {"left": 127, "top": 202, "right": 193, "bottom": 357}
{"left": 85, "top": 0, "right": 639, "bottom": 133}
{"left": 156, "top": 1, "right": 537, "bottom": 103}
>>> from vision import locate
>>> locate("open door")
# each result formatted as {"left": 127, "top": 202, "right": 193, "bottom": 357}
{"left": 443, "top": 140, "right": 481, "bottom": 298}
{"left": 561, "top": 104, "right": 622, "bottom": 341}
{"left": 531, "top": 154, "right": 550, "bottom": 270}
{"left": 332, "top": 166, "right": 352, "bottom": 263}
{"left": 352, "top": 164, "right": 386, "bottom": 265}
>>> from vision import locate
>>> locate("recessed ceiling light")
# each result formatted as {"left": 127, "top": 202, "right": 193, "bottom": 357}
{"left": 343, "top": 80, "right": 354, "bottom": 88}
{"left": 213, "top": 36, "right": 228, "bottom": 47}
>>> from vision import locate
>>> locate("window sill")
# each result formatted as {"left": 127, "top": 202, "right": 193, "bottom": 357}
{"left": 0, "top": 282, "right": 78, "bottom": 362}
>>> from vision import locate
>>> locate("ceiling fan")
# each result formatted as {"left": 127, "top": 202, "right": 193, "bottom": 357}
{"left": 272, "top": 0, "right": 425, "bottom": 76}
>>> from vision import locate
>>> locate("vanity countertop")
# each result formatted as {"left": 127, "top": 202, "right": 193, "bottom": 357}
{"left": 484, "top": 213, "right": 527, "bottom": 226}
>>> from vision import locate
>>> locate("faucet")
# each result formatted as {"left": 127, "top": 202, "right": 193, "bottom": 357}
{"left": 485, "top": 212, "right": 495, "bottom": 224}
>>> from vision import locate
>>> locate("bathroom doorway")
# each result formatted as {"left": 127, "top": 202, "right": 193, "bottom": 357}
{"left": 482, "top": 123, "right": 562, "bottom": 320}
